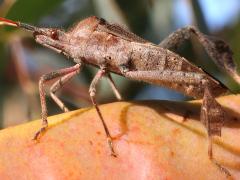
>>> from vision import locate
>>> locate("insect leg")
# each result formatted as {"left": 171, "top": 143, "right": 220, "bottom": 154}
{"left": 121, "top": 69, "right": 203, "bottom": 85}
{"left": 159, "top": 26, "right": 240, "bottom": 84}
{"left": 33, "top": 63, "right": 82, "bottom": 141}
{"left": 50, "top": 64, "right": 82, "bottom": 112}
{"left": 106, "top": 73, "right": 122, "bottom": 100}
{"left": 89, "top": 66, "right": 117, "bottom": 157}
{"left": 201, "top": 81, "right": 222, "bottom": 157}
{"left": 121, "top": 68, "right": 231, "bottom": 176}
{"left": 158, "top": 26, "right": 193, "bottom": 51}
{"left": 201, "top": 80, "right": 231, "bottom": 177}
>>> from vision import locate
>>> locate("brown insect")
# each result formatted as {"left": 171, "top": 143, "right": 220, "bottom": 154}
{"left": 1, "top": 16, "right": 239, "bottom": 177}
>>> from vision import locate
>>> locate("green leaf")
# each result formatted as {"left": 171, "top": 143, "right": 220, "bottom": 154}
{"left": 5, "top": 0, "right": 64, "bottom": 24}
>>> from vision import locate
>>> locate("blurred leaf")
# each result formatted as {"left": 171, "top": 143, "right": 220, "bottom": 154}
{"left": 92, "top": 0, "right": 127, "bottom": 25}
{"left": 188, "top": 0, "right": 209, "bottom": 33}
{"left": 5, "top": 0, "right": 65, "bottom": 23}
{"left": 0, "top": 0, "right": 15, "bottom": 17}
{"left": 115, "top": 0, "right": 150, "bottom": 36}
{"left": 149, "top": 0, "right": 173, "bottom": 41}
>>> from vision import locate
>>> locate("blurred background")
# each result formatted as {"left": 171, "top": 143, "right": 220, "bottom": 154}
{"left": 0, "top": 0, "right": 239, "bottom": 128}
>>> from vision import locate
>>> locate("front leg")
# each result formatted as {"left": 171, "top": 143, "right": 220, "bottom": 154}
{"left": 50, "top": 66, "right": 81, "bottom": 112}
{"left": 33, "top": 64, "right": 81, "bottom": 141}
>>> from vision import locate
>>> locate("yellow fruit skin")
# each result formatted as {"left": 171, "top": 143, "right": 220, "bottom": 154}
{"left": 0, "top": 94, "right": 240, "bottom": 179}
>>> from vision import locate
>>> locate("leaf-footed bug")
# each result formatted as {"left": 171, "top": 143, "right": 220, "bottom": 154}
{"left": 1, "top": 16, "right": 239, "bottom": 177}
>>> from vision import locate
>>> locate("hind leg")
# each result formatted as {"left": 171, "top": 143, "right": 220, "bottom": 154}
{"left": 201, "top": 80, "right": 231, "bottom": 177}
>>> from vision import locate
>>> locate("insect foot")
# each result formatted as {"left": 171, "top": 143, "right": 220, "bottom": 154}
{"left": 32, "top": 125, "right": 48, "bottom": 142}
{"left": 107, "top": 137, "right": 117, "bottom": 157}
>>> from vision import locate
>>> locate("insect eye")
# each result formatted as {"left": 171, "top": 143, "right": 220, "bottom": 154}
{"left": 50, "top": 29, "right": 59, "bottom": 40}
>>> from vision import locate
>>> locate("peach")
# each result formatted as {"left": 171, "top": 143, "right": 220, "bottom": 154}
{"left": 0, "top": 94, "right": 240, "bottom": 179}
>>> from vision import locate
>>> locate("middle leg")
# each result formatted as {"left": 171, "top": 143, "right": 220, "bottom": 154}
{"left": 106, "top": 73, "right": 122, "bottom": 101}
{"left": 89, "top": 66, "right": 117, "bottom": 157}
